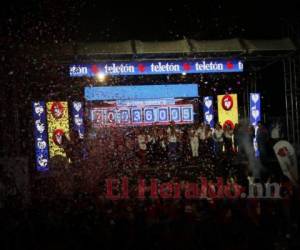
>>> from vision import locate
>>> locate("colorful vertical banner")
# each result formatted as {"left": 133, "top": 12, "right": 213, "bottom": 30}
{"left": 32, "top": 101, "right": 49, "bottom": 171}
{"left": 250, "top": 93, "right": 261, "bottom": 126}
{"left": 250, "top": 93, "right": 261, "bottom": 157}
{"left": 46, "top": 101, "right": 70, "bottom": 158}
{"left": 217, "top": 94, "right": 238, "bottom": 128}
{"left": 203, "top": 96, "right": 214, "bottom": 128}
{"left": 72, "top": 102, "right": 84, "bottom": 138}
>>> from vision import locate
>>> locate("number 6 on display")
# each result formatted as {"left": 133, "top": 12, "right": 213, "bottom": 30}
{"left": 144, "top": 109, "right": 155, "bottom": 122}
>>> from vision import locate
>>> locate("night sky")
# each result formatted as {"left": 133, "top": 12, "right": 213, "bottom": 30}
{"left": 2, "top": 1, "right": 300, "bottom": 41}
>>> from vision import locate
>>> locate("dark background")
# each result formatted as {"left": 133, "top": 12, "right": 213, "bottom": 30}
{"left": 1, "top": 1, "right": 300, "bottom": 41}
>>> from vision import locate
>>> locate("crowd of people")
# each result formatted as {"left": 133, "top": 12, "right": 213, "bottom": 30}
{"left": 75, "top": 120, "right": 274, "bottom": 178}
{"left": 1, "top": 168, "right": 299, "bottom": 250}
{"left": 1, "top": 187, "right": 299, "bottom": 250}
{"left": 1, "top": 120, "right": 299, "bottom": 250}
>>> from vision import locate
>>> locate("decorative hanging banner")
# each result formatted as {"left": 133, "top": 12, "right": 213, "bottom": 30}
{"left": 203, "top": 96, "right": 214, "bottom": 128}
{"left": 72, "top": 102, "right": 84, "bottom": 139}
{"left": 250, "top": 93, "right": 261, "bottom": 157}
{"left": 32, "top": 101, "right": 49, "bottom": 171}
{"left": 250, "top": 93, "right": 261, "bottom": 126}
{"left": 46, "top": 101, "right": 70, "bottom": 158}
{"left": 217, "top": 94, "right": 238, "bottom": 128}
{"left": 70, "top": 59, "right": 244, "bottom": 77}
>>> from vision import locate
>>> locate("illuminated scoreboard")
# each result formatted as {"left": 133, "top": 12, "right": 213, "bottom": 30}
{"left": 85, "top": 84, "right": 198, "bottom": 127}
{"left": 90, "top": 101, "right": 194, "bottom": 127}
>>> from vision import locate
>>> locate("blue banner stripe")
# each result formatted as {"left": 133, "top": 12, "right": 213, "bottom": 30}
{"left": 70, "top": 59, "right": 243, "bottom": 77}
{"left": 84, "top": 84, "right": 199, "bottom": 101}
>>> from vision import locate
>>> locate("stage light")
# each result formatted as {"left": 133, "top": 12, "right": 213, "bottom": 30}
{"left": 96, "top": 72, "right": 106, "bottom": 82}
{"left": 182, "top": 72, "right": 187, "bottom": 76}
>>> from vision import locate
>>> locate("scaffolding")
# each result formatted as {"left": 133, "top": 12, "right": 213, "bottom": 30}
{"left": 282, "top": 20, "right": 300, "bottom": 150}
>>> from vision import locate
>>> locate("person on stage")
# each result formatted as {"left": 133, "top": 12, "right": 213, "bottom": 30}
{"left": 167, "top": 122, "right": 178, "bottom": 163}
{"left": 233, "top": 123, "right": 240, "bottom": 153}
{"left": 196, "top": 123, "right": 206, "bottom": 158}
{"left": 137, "top": 129, "right": 147, "bottom": 166}
{"left": 157, "top": 128, "right": 167, "bottom": 164}
{"left": 213, "top": 123, "right": 224, "bottom": 156}
{"left": 223, "top": 124, "right": 234, "bottom": 155}
{"left": 189, "top": 126, "right": 199, "bottom": 159}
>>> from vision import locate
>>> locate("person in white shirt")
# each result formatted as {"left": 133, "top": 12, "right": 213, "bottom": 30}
{"left": 189, "top": 127, "right": 199, "bottom": 158}
{"left": 159, "top": 131, "right": 167, "bottom": 150}
{"left": 196, "top": 123, "right": 206, "bottom": 141}
{"left": 271, "top": 121, "right": 281, "bottom": 143}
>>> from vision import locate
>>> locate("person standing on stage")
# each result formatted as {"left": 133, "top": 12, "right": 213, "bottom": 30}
{"left": 137, "top": 129, "right": 147, "bottom": 166}
{"left": 167, "top": 120, "right": 176, "bottom": 135}
{"left": 213, "top": 123, "right": 224, "bottom": 155}
{"left": 147, "top": 127, "right": 158, "bottom": 165}
{"left": 256, "top": 122, "right": 269, "bottom": 163}
{"left": 157, "top": 128, "right": 167, "bottom": 163}
{"left": 233, "top": 123, "right": 240, "bottom": 153}
{"left": 223, "top": 124, "right": 234, "bottom": 154}
{"left": 196, "top": 123, "right": 206, "bottom": 155}
{"left": 205, "top": 124, "right": 213, "bottom": 137}
{"left": 167, "top": 123, "right": 178, "bottom": 162}
{"left": 205, "top": 124, "right": 214, "bottom": 152}
{"left": 270, "top": 120, "right": 281, "bottom": 144}
{"left": 182, "top": 125, "right": 191, "bottom": 162}
{"left": 189, "top": 126, "right": 199, "bottom": 158}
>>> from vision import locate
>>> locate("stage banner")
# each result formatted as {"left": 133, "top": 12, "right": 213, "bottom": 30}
{"left": 203, "top": 96, "right": 214, "bottom": 128}
{"left": 250, "top": 93, "right": 261, "bottom": 126}
{"left": 217, "top": 94, "right": 238, "bottom": 128}
{"left": 70, "top": 59, "right": 243, "bottom": 77}
{"left": 273, "top": 140, "right": 298, "bottom": 185}
{"left": 46, "top": 101, "right": 70, "bottom": 158}
{"left": 72, "top": 102, "right": 84, "bottom": 138}
{"left": 32, "top": 101, "right": 49, "bottom": 171}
